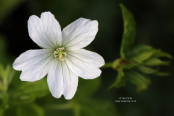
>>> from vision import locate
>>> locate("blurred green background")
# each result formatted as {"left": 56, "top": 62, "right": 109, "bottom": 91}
{"left": 0, "top": 0, "right": 174, "bottom": 116}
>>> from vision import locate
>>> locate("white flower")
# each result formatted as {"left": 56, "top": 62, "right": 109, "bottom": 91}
{"left": 13, "top": 12, "right": 105, "bottom": 100}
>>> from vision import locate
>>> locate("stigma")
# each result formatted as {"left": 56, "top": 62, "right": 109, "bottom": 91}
{"left": 54, "top": 47, "right": 67, "bottom": 61}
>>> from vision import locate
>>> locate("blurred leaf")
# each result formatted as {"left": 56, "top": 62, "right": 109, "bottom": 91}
{"left": 137, "top": 65, "right": 169, "bottom": 76}
{"left": 77, "top": 99, "right": 120, "bottom": 116}
{"left": 75, "top": 77, "right": 101, "bottom": 99}
{"left": 0, "top": 0, "right": 24, "bottom": 25}
{"left": 149, "top": 50, "right": 172, "bottom": 59}
{"left": 144, "top": 58, "right": 169, "bottom": 66}
{"left": 4, "top": 65, "right": 15, "bottom": 85}
{"left": 112, "top": 58, "right": 135, "bottom": 70}
{"left": 0, "top": 64, "right": 5, "bottom": 78}
{"left": 0, "top": 109, "right": 3, "bottom": 116}
{"left": 137, "top": 66, "right": 157, "bottom": 74}
{"left": 0, "top": 94, "right": 9, "bottom": 116}
{"left": 152, "top": 72, "right": 170, "bottom": 76}
{"left": 119, "top": 4, "right": 136, "bottom": 59}
{"left": 17, "top": 103, "right": 44, "bottom": 116}
{"left": 126, "top": 45, "right": 156, "bottom": 63}
{"left": 0, "top": 64, "right": 15, "bottom": 95}
{"left": 109, "top": 67, "right": 125, "bottom": 89}
{"left": 125, "top": 70, "right": 151, "bottom": 92}
{"left": 11, "top": 78, "right": 49, "bottom": 103}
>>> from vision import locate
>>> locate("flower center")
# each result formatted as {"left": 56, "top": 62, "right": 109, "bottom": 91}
{"left": 54, "top": 47, "right": 67, "bottom": 61}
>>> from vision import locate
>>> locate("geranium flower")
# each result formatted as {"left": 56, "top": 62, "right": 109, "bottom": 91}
{"left": 13, "top": 12, "right": 105, "bottom": 100}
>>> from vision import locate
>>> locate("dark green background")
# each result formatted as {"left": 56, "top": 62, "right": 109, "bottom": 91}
{"left": 0, "top": 0, "right": 174, "bottom": 116}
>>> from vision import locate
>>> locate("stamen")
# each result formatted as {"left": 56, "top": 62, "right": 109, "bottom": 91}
{"left": 53, "top": 47, "right": 66, "bottom": 61}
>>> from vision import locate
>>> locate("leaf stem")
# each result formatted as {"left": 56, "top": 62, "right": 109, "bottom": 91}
{"left": 101, "top": 62, "right": 113, "bottom": 69}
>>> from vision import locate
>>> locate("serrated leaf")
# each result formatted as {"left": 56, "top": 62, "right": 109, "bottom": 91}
{"left": 17, "top": 103, "right": 44, "bottom": 116}
{"left": 124, "top": 70, "right": 151, "bottom": 92}
{"left": 149, "top": 50, "right": 172, "bottom": 59}
{"left": 109, "top": 68, "right": 125, "bottom": 89}
{"left": 119, "top": 4, "right": 136, "bottom": 59}
{"left": 126, "top": 45, "right": 156, "bottom": 63}
{"left": 144, "top": 58, "right": 169, "bottom": 66}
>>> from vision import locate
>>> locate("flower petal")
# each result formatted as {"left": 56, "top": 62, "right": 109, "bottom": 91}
{"left": 67, "top": 49, "right": 105, "bottom": 67}
{"left": 28, "top": 12, "right": 62, "bottom": 48}
{"left": 47, "top": 60, "right": 63, "bottom": 98}
{"left": 62, "top": 18, "right": 98, "bottom": 50}
{"left": 19, "top": 54, "right": 54, "bottom": 82}
{"left": 47, "top": 60, "right": 78, "bottom": 100}
{"left": 13, "top": 49, "right": 53, "bottom": 71}
{"left": 65, "top": 53, "right": 101, "bottom": 79}
{"left": 62, "top": 61, "right": 78, "bottom": 100}
{"left": 41, "top": 12, "right": 62, "bottom": 46}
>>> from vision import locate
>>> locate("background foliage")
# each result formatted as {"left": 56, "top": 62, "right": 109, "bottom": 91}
{"left": 0, "top": 0, "right": 174, "bottom": 116}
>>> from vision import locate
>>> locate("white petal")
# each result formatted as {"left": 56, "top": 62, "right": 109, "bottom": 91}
{"left": 67, "top": 49, "right": 105, "bottom": 67}
{"left": 62, "top": 18, "right": 98, "bottom": 50}
{"left": 47, "top": 60, "right": 63, "bottom": 98}
{"left": 28, "top": 12, "right": 62, "bottom": 48}
{"left": 13, "top": 49, "right": 53, "bottom": 71}
{"left": 62, "top": 61, "right": 78, "bottom": 100}
{"left": 41, "top": 12, "right": 62, "bottom": 46}
{"left": 19, "top": 55, "right": 54, "bottom": 82}
{"left": 47, "top": 60, "right": 78, "bottom": 100}
{"left": 65, "top": 53, "right": 101, "bottom": 79}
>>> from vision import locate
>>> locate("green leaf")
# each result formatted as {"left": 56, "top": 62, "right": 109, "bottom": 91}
{"left": 77, "top": 99, "right": 120, "bottom": 116}
{"left": 119, "top": 4, "right": 136, "bottom": 59}
{"left": 0, "top": 64, "right": 5, "bottom": 79}
{"left": 149, "top": 49, "right": 172, "bottom": 59}
{"left": 75, "top": 77, "right": 101, "bottom": 99}
{"left": 0, "top": 109, "right": 3, "bottom": 116}
{"left": 0, "top": 94, "right": 9, "bottom": 116}
{"left": 109, "top": 67, "right": 125, "bottom": 89}
{"left": 4, "top": 65, "right": 15, "bottom": 85}
{"left": 17, "top": 103, "right": 44, "bottom": 116}
{"left": 11, "top": 78, "right": 49, "bottom": 103}
{"left": 144, "top": 58, "right": 169, "bottom": 66}
{"left": 125, "top": 70, "right": 151, "bottom": 92}
{"left": 0, "top": 64, "right": 15, "bottom": 95}
{"left": 137, "top": 66, "right": 157, "bottom": 74}
{"left": 137, "top": 65, "right": 170, "bottom": 76}
{"left": 153, "top": 72, "right": 170, "bottom": 76}
{"left": 126, "top": 45, "right": 156, "bottom": 63}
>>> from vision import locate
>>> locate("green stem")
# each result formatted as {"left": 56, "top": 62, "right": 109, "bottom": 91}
{"left": 101, "top": 62, "right": 113, "bottom": 69}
